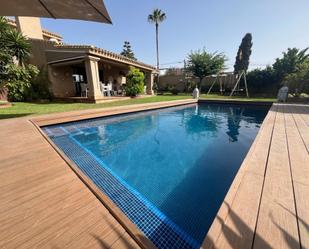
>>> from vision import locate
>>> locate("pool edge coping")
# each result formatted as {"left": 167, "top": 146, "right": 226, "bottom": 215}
{"left": 29, "top": 99, "right": 272, "bottom": 249}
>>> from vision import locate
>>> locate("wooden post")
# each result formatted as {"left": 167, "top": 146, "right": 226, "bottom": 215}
{"left": 230, "top": 71, "right": 243, "bottom": 97}
{"left": 207, "top": 74, "right": 218, "bottom": 95}
{"left": 244, "top": 71, "right": 249, "bottom": 97}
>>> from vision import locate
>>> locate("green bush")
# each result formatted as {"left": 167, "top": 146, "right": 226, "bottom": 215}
{"left": 167, "top": 85, "right": 180, "bottom": 95}
{"left": 246, "top": 66, "right": 279, "bottom": 96}
{"left": 6, "top": 64, "right": 39, "bottom": 101}
{"left": 28, "top": 68, "right": 52, "bottom": 100}
{"left": 125, "top": 67, "right": 145, "bottom": 97}
{"left": 283, "top": 63, "right": 309, "bottom": 94}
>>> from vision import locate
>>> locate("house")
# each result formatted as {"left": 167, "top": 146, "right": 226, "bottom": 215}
{"left": 9, "top": 17, "right": 157, "bottom": 103}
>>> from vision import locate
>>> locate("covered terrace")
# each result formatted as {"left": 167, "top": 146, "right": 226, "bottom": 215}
{"left": 45, "top": 45, "right": 157, "bottom": 103}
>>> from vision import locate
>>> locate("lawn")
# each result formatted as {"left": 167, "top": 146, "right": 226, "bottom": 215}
{"left": 0, "top": 94, "right": 275, "bottom": 120}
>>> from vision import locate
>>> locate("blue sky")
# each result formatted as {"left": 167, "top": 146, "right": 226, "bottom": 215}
{"left": 41, "top": 0, "right": 309, "bottom": 71}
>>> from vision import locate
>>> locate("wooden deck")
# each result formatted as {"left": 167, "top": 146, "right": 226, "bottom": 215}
{"left": 0, "top": 112, "right": 143, "bottom": 249}
{"left": 204, "top": 103, "right": 309, "bottom": 249}
{"left": 0, "top": 101, "right": 308, "bottom": 249}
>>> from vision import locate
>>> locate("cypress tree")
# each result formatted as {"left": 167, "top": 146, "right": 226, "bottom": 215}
{"left": 234, "top": 33, "right": 253, "bottom": 74}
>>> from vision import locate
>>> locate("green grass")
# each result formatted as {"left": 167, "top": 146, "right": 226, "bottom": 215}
{"left": 0, "top": 94, "right": 275, "bottom": 120}
{"left": 200, "top": 94, "right": 276, "bottom": 102}
{"left": 0, "top": 95, "right": 190, "bottom": 120}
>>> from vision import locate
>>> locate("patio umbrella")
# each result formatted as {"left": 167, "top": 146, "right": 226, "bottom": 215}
{"left": 0, "top": 0, "right": 112, "bottom": 23}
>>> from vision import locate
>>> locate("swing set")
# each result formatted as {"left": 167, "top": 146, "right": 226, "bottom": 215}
{"left": 206, "top": 70, "right": 249, "bottom": 97}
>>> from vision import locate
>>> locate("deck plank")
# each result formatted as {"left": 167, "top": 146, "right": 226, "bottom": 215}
{"left": 284, "top": 105, "right": 309, "bottom": 249}
{"left": 253, "top": 104, "right": 300, "bottom": 249}
{"left": 292, "top": 106, "right": 309, "bottom": 152}
{"left": 204, "top": 106, "right": 277, "bottom": 249}
{"left": 0, "top": 116, "right": 141, "bottom": 249}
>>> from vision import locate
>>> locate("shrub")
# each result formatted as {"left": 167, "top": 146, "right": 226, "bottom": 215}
{"left": 184, "top": 80, "right": 195, "bottom": 93}
{"left": 6, "top": 64, "right": 39, "bottom": 101}
{"left": 125, "top": 67, "right": 145, "bottom": 97}
{"left": 169, "top": 86, "right": 180, "bottom": 95}
{"left": 246, "top": 66, "right": 279, "bottom": 96}
{"left": 28, "top": 68, "right": 52, "bottom": 100}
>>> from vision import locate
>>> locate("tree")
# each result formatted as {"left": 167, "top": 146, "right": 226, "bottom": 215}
{"left": 186, "top": 49, "right": 227, "bottom": 89}
{"left": 148, "top": 9, "right": 166, "bottom": 70}
{"left": 0, "top": 17, "right": 13, "bottom": 80}
{"left": 234, "top": 33, "right": 253, "bottom": 74}
{"left": 0, "top": 17, "right": 39, "bottom": 101}
{"left": 120, "top": 41, "right": 137, "bottom": 61}
{"left": 6, "top": 64, "right": 39, "bottom": 101}
{"left": 273, "top": 47, "right": 309, "bottom": 81}
{"left": 5, "top": 29, "right": 31, "bottom": 66}
{"left": 0, "top": 17, "right": 31, "bottom": 67}
{"left": 283, "top": 62, "right": 309, "bottom": 94}
{"left": 125, "top": 67, "right": 145, "bottom": 97}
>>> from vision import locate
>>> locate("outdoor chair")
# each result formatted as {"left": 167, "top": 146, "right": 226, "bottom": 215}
{"left": 80, "top": 84, "right": 89, "bottom": 98}
{"left": 101, "top": 83, "right": 112, "bottom": 96}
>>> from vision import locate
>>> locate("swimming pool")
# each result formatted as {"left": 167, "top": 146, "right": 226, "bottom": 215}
{"left": 43, "top": 103, "right": 269, "bottom": 249}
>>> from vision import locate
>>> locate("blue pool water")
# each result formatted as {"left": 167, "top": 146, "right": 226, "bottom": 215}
{"left": 43, "top": 103, "right": 269, "bottom": 248}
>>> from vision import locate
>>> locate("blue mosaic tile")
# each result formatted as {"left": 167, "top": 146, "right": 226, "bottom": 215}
{"left": 43, "top": 126, "right": 200, "bottom": 249}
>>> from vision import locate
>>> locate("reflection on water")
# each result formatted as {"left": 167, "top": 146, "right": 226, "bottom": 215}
{"left": 63, "top": 103, "right": 268, "bottom": 244}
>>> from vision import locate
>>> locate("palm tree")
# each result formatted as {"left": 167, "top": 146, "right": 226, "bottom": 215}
{"left": 148, "top": 9, "right": 166, "bottom": 70}
{"left": 5, "top": 29, "right": 31, "bottom": 66}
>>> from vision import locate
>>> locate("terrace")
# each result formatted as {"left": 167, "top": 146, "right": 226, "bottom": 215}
{"left": 1, "top": 1, "right": 309, "bottom": 248}
{"left": 0, "top": 100, "right": 308, "bottom": 249}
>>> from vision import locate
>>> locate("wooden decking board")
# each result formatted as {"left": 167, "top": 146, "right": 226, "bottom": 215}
{"left": 253, "top": 105, "right": 300, "bottom": 249}
{"left": 0, "top": 172, "right": 76, "bottom": 205}
{"left": 50, "top": 210, "right": 117, "bottom": 248}
{"left": 214, "top": 172, "right": 265, "bottom": 249}
{"left": 291, "top": 106, "right": 309, "bottom": 153}
{"left": 0, "top": 178, "right": 79, "bottom": 220}
{"left": 203, "top": 105, "right": 278, "bottom": 249}
{"left": 0, "top": 159, "right": 70, "bottom": 188}
{"left": 111, "top": 232, "right": 141, "bottom": 249}
{"left": 62, "top": 215, "right": 127, "bottom": 249}
{"left": 0, "top": 190, "right": 96, "bottom": 246}
{"left": 13, "top": 201, "right": 107, "bottom": 249}
{"left": 299, "top": 106, "right": 309, "bottom": 126}
{"left": 284, "top": 105, "right": 309, "bottom": 249}
{"left": 0, "top": 100, "right": 308, "bottom": 249}
{"left": 284, "top": 105, "right": 309, "bottom": 185}
{"left": 0, "top": 109, "right": 143, "bottom": 248}
{"left": 292, "top": 183, "right": 309, "bottom": 249}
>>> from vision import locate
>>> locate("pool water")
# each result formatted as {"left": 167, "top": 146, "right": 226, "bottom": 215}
{"left": 43, "top": 103, "right": 269, "bottom": 249}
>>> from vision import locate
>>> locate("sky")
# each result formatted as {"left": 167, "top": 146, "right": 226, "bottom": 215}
{"left": 41, "top": 0, "right": 309, "bottom": 71}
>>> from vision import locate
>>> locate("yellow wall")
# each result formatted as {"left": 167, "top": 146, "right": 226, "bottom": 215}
{"left": 48, "top": 66, "right": 75, "bottom": 98}
{"left": 15, "top": 17, "right": 43, "bottom": 40}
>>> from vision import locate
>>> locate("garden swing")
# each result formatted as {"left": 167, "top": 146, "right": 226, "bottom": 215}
{"left": 206, "top": 71, "right": 249, "bottom": 97}
{"left": 206, "top": 72, "right": 225, "bottom": 95}
{"left": 229, "top": 70, "right": 249, "bottom": 97}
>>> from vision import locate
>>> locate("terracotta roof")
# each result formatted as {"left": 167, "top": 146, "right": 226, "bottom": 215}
{"left": 5, "top": 17, "right": 63, "bottom": 40}
{"left": 55, "top": 44, "right": 156, "bottom": 71}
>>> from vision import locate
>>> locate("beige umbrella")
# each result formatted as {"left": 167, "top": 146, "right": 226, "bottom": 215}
{"left": 0, "top": 0, "right": 112, "bottom": 23}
